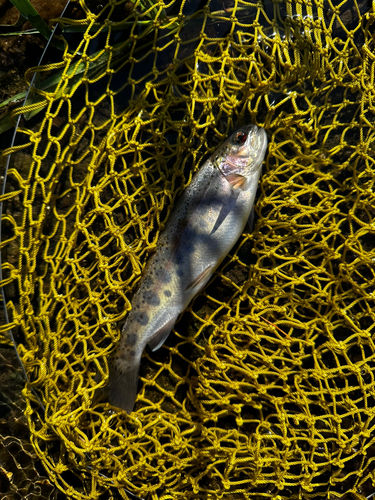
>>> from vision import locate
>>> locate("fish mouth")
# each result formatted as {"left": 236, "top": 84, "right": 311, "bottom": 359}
{"left": 238, "top": 124, "right": 268, "bottom": 150}
{"left": 214, "top": 125, "right": 268, "bottom": 173}
{"left": 246, "top": 126, "right": 268, "bottom": 173}
{"left": 239, "top": 125, "right": 268, "bottom": 154}
{"left": 257, "top": 127, "right": 268, "bottom": 155}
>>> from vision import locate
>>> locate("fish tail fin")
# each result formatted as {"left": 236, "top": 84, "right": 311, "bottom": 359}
{"left": 103, "top": 358, "right": 141, "bottom": 414}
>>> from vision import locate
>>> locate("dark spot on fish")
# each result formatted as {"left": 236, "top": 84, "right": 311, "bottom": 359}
{"left": 127, "top": 333, "right": 137, "bottom": 345}
{"left": 144, "top": 278, "right": 154, "bottom": 289}
{"left": 155, "top": 268, "right": 171, "bottom": 283}
{"left": 129, "top": 350, "right": 135, "bottom": 357}
{"left": 177, "top": 269, "right": 184, "bottom": 277}
{"left": 161, "top": 272, "right": 171, "bottom": 283}
{"left": 143, "top": 290, "right": 160, "bottom": 306}
{"left": 164, "top": 290, "right": 172, "bottom": 297}
{"left": 134, "top": 312, "right": 149, "bottom": 326}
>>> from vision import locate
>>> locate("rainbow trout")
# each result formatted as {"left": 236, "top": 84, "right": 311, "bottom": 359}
{"left": 105, "top": 125, "right": 268, "bottom": 412}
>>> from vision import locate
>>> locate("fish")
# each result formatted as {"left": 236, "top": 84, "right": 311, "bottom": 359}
{"left": 104, "top": 124, "right": 268, "bottom": 413}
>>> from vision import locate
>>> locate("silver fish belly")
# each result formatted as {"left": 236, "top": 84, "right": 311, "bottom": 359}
{"left": 105, "top": 124, "right": 268, "bottom": 412}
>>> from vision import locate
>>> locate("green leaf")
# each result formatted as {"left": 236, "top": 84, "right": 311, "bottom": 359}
{"left": 0, "top": 28, "right": 39, "bottom": 36}
{"left": 9, "top": 0, "right": 53, "bottom": 41}
{"left": 0, "top": 9, "right": 184, "bottom": 135}
{"left": 0, "top": 91, "right": 28, "bottom": 111}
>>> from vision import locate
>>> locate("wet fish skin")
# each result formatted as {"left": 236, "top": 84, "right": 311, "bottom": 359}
{"left": 105, "top": 125, "right": 268, "bottom": 413}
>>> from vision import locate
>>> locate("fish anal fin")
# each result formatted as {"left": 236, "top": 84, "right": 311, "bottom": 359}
{"left": 185, "top": 265, "right": 213, "bottom": 291}
{"left": 148, "top": 316, "right": 178, "bottom": 352}
{"left": 226, "top": 173, "right": 246, "bottom": 189}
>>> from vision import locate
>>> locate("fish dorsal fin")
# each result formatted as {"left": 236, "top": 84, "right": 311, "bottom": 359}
{"left": 185, "top": 265, "right": 213, "bottom": 291}
{"left": 225, "top": 173, "right": 246, "bottom": 189}
{"left": 148, "top": 315, "right": 178, "bottom": 352}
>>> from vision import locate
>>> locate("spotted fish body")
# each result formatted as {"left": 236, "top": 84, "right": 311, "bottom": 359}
{"left": 106, "top": 125, "right": 268, "bottom": 412}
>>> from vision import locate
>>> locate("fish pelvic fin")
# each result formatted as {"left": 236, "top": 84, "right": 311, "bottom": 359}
{"left": 185, "top": 264, "right": 213, "bottom": 291}
{"left": 148, "top": 315, "right": 179, "bottom": 352}
{"left": 106, "top": 357, "right": 141, "bottom": 413}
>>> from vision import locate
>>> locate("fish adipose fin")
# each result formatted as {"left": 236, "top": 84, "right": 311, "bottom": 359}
{"left": 148, "top": 315, "right": 179, "bottom": 352}
{"left": 107, "top": 360, "right": 141, "bottom": 413}
{"left": 185, "top": 265, "right": 213, "bottom": 291}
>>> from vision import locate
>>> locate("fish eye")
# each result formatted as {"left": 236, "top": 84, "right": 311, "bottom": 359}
{"left": 232, "top": 131, "right": 248, "bottom": 145}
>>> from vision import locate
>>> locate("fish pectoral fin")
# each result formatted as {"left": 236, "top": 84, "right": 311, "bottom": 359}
{"left": 148, "top": 316, "right": 179, "bottom": 352}
{"left": 247, "top": 206, "right": 255, "bottom": 233}
{"left": 225, "top": 173, "right": 246, "bottom": 189}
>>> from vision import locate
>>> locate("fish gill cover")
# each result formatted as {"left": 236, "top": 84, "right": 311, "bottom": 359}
{"left": 0, "top": 0, "right": 375, "bottom": 499}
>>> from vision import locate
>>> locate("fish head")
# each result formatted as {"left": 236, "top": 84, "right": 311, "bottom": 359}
{"left": 214, "top": 125, "right": 268, "bottom": 178}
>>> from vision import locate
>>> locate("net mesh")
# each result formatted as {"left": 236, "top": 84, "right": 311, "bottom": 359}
{"left": 1, "top": 0, "right": 375, "bottom": 498}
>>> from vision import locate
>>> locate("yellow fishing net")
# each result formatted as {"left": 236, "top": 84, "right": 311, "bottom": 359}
{"left": 1, "top": 0, "right": 375, "bottom": 498}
